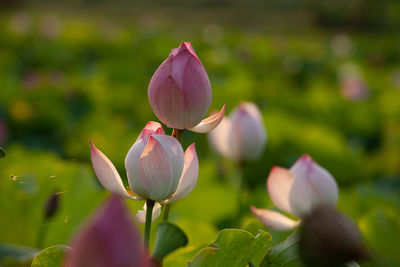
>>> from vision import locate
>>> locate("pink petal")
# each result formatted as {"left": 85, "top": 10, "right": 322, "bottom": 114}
{"left": 188, "top": 105, "right": 226, "bottom": 133}
{"left": 90, "top": 141, "right": 138, "bottom": 200}
{"left": 250, "top": 206, "right": 300, "bottom": 231}
{"left": 289, "top": 154, "right": 339, "bottom": 217}
{"left": 148, "top": 75, "right": 185, "bottom": 129}
{"left": 136, "top": 121, "right": 165, "bottom": 143}
{"left": 151, "top": 135, "right": 184, "bottom": 188}
{"left": 207, "top": 115, "right": 232, "bottom": 158}
{"left": 267, "top": 166, "right": 295, "bottom": 214}
{"left": 136, "top": 202, "right": 162, "bottom": 224}
{"left": 64, "top": 196, "right": 149, "bottom": 267}
{"left": 171, "top": 42, "right": 200, "bottom": 64}
{"left": 125, "top": 139, "right": 152, "bottom": 200}
{"left": 139, "top": 136, "right": 177, "bottom": 201}
{"left": 163, "top": 144, "right": 199, "bottom": 203}
{"left": 180, "top": 54, "right": 212, "bottom": 128}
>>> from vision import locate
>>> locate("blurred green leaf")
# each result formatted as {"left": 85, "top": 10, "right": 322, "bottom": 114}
{"left": 0, "top": 243, "right": 38, "bottom": 266}
{"left": 31, "top": 245, "right": 70, "bottom": 267}
{"left": 152, "top": 223, "right": 188, "bottom": 261}
{"left": 0, "top": 145, "right": 106, "bottom": 247}
{"left": 0, "top": 147, "right": 5, "bottom": 158}
{"left": 359, "top": 208, "right": 400, "bottom": 265}
{"left": 260, "top": 232, "right": 304, "bottom": 267}
{"left": 189, "top": 229, "right": 271, "bottom": 267}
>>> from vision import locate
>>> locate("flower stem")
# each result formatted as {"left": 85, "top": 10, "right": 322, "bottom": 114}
{"left": 236, "top": 160, "right": 245, "bottom": 222}
{"left": 172, "top": 128, "right": 184, "bottom": 144}
{"left": 144, "top": 199, "right": 155, "bottom": 250}
{"left": 36, "top": 217, "right": 50, "bottom": 248}
{"left": 163, "top": 204, "right": 171, "bottom": 221}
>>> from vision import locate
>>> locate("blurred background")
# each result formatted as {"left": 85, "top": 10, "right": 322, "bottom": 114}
{"left": 0, "top": 0, "right": 399, "bottom": 266}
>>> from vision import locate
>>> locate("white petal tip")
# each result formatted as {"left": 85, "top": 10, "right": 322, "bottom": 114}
{"left": 188, "top": 105, "right": 226, "bottom": 133}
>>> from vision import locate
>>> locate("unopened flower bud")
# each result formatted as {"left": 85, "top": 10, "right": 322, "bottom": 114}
{"left": 148, "top": 42, "right": 225, "bottom": 133}
{"left": 209, "top": 102, "right": 266, "bottom": 162}
{"left": 44, "top": 192, "right": 59, "bottom": 219}
{"left": 299, "top": 205, "right": 369, "bottom": 266}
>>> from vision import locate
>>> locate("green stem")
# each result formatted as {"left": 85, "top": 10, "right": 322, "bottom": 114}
{"left": 36, "top": 218, "right": 49, "bottom": 248}
{"left": 163, "top": 204, "right": 171, "bottom": 222}
{"left": 144, "top": 199, "right": 155, "bottom": 250}
{"left": 236, "top": 160, "right": 245, "bottom": 222}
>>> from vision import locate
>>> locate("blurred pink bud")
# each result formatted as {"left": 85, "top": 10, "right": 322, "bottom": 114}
{"left": 91, "top": 121, "right": 199, "bottom": 206}
{"left": 340, "top": 76, "right": 369, "bottom": 101}
{"left": 64, "top": 196, "right": 149, "bottom": 267}
{"left": 251, "top": 154, "right": 338, "bottom": 231}
{"left": 0, "top": 120, "right": 8, "bottom": 145}
{"left": 148, "top": 42, "right": 225, "bottom": 133}
{"left": 208, "top": 102, "right": 266, "bottom": 162}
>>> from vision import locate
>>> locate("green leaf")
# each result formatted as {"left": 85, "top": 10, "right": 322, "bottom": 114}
{"left": 189, "top": 229, "right": 271, "bottom": 267}
{"left": 152, "top": 222, "right": 188, "bottom": 261}
{"left": 0, "top": 147, "right": 5, "bottom": 158}
{"left": 0, "top": 145, "right": 107, "bottom": 247}
{"left": 260, "top": 232, "right": 304, "bottom": 267}
{"left": 31, "top": 245, "right": 70, "bottom": 267}
{"left": 0, "top": 243, "right": 38, "bottom": 264}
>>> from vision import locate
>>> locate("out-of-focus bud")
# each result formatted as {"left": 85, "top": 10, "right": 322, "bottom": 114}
{"left": 91, "top": 121, "right": 199, "bottom": 204}
{"left": 44, "top": 192, "right": 59, "bottom": 219}
{"left": 208, "top": 102, "right": 266, "bottom": 162}
{"left": 299, "top": 205, "right": 369, "bottom": 267}
{"left": 64, "top": 196, "right": 149, "bottom": 267}
{"left": 251, "top": 154, "right": 338, "bottom": 231}
{"left": 148, "top": 42, "right": 225, "bottom": 133}
{"left": 0, "top": 119, "right": 8, "bottom": 146}
{"left": 340, "top": 76, "right": 369, "bottom": 101}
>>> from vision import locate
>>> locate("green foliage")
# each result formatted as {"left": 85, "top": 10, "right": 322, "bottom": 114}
{"left": 0, "top": 243, "right": 38, "bottom": 266}
{"left": 152, "top": 223, "right": 188, "bottom": 261}
{"left": 31, "top": 245, "right": 70, "bottom": 267}
{"left": 261, "top": 232, "right": 303, "bottom": 267}
{"left": 189, "top": 229, "right": 271, "bottom": 267}
{"left": 0, "top": 145, "right": 106, "bottom": 248}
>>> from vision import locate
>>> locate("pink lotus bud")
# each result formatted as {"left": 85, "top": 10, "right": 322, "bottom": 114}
{"left": 148, "top": 42, "right": 225, "bottom": 133}
{"left": 208, "top": 102, "right": 266, "bottom": 161}
{"left": 91, "top": 121, "right": 199, "bottom": 205}
{"left": 64, "top": 196, "right": 149, "bottom": 267}
{"left": 251, "top": 154, "right": 338, "bottom": 231}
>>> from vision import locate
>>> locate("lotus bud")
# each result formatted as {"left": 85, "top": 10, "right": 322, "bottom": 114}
{"left": 148, "top": 42, "right": 225, "bottom": 133}
{"left": 251, "top": 154, "right": 339, "bottom": 231}
{"left": 208, "top": 102, "right": 266, "bottom": 162}
{"left": 64, "top": 196, "right": 150, "bottom": 267}
{"left": 44, "top": 192, "right": 59, "bottom": 219}
{"left": 91, "top": 121, "right": 199, "bottom": 205}
{"left": 299, "top": 205, "right": 369, "bottom": 266}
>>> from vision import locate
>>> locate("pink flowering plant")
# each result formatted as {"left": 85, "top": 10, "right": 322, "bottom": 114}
{"left": 14, "top": 42, "right": 370, "bottom": 267}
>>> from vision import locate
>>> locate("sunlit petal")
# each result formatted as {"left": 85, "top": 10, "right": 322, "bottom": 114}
{"left": 164, "top": 144, "right": 199, "bottom": 203}
{"left": 267, "top": 166, "right": 294, "bottom": 214}
{"left": 90, "top": 141, "right": 138, "bottom": 200}
{"left": 289, "top": 154, "right": 339, "bottom": 217}
{"left": 250, "top": 206, "right": 300, "bottom": 231}
{"left": 139, "top": 136, "right": 175, "bottom": 201}
{"left": 188, "top": 105, "right": 225, "bottom": 133}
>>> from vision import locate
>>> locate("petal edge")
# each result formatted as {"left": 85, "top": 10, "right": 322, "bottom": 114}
{"left": 188, "top": 105, "right": 226, "bottom": 133}
{"left": 250, "top": 206, "right": 300, "bottom": 231}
